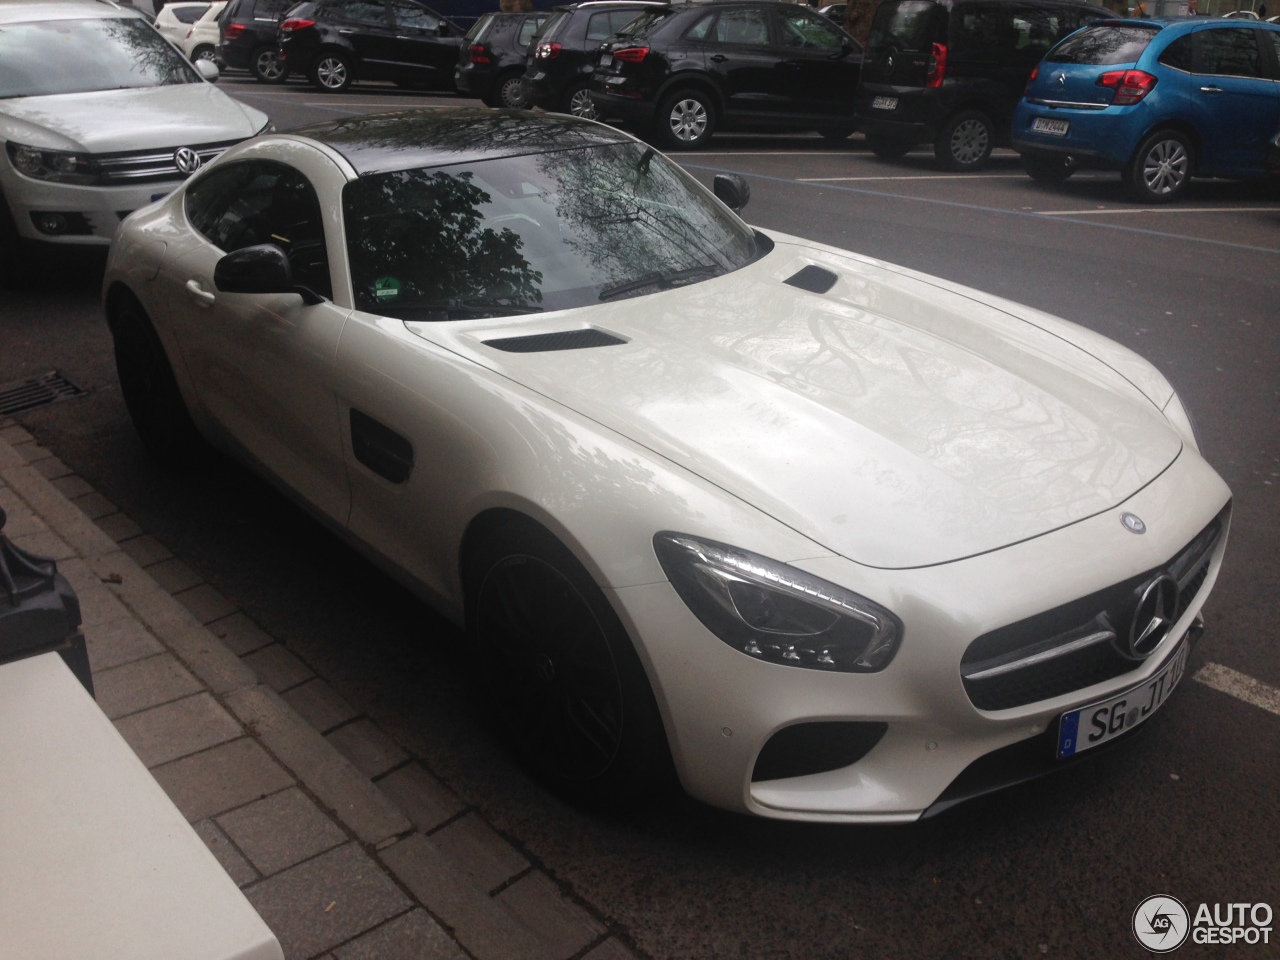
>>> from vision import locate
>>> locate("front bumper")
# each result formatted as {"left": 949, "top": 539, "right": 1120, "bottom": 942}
{"left": 611, "top": 447, "right": 1230, "bottom": 821}
{"left": 0, "top": 168, "right": 182, "bottom": 246}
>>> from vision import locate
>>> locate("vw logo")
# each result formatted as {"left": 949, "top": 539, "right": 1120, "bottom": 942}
{"left": 173, "top": 147, "right": 202, "bottom": 175}
{"left": 1123, "top": 575, "right": 1179, "bottom": 660}
{"left": 1121, "top": 512, "right": 1146, "bottom": 534}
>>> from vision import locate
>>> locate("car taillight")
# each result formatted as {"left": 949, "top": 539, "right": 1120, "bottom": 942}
{"left": 536, "top": 41, "right": 561, "bottom": 59}
{"left": 469, "top": 43, "right": 491, "bottom": 63}
{"left": 1096, "top": 69, "right": 1157, "bottom": 105}
{"left": 280, "top": 18, "right": 315, "bottom": 32}
{"left": 1024, "top": 65, "right": 1038, "bottom": 95}
{"left": 612, "top": 46, "right": 648, "bottom": 63}
{"left": 224, "top": 22, "right": 245, "bottom": 38}
{"left": 926, "top": 42, "right": 947, "bottom": 88}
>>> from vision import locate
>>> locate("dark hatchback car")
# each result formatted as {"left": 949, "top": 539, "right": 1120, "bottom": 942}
{"left": 455, "top": 11, "right": 550, "bottom": 107}
{"left": 220, "top": 0, "right": 295, "bottom": 82}
{"left": 277, "top": 0, "right": 463, "bottom": 93}
{"left": 524, "top": 1, "right": 665, "bottom": 117}
{"left": 591, "top": 0, "right": 863, "bottom": 149}
{"left": 853, "top": 0, "right": 1109, "bottom": 170}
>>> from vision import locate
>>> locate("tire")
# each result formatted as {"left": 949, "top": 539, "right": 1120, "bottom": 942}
{"left": 1022, "top": 155, "right": 1075, "bottom": 185}
{"left": 492, "top": 72, "right": 527, "bottom": 110}
{"left": 817, "top": 124, "right": 855, "bottom": 142}
{"left": 0, "top": 189, "right": 32, "bottom": 289}
{"left": 655, "top": 88, "right": 715, "bottom": 150}
{"left": 934, "top": 109, "right": 994, "bottom": 171}
{"left": 561, "top": 81, "right": 597, "bottom": 120}
{"left": 311, "top": 51, "right": 353, "bottom": 93}
{"left": 191, "top": 44, "right": 217, "bottom": 65}
{"left": 250, "top": 45, "right": 289, "bottom": 84}
{"left": 465, "top": 519, "right": 671, "bottom": 806}
{"left": 107, "top": 291, "right": 206, "bottom": 465}
{"left": 865, "top": 135, "right": 913, "bottom": 160}
{"left": 1125, "top": 130, "right": 1193, "bottom": 203}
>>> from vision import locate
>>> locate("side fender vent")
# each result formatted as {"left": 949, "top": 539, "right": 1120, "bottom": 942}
{"left": 483, "top": 329, "right": 627, "bottom": 353}
{"left": 783, "top": 264, "right": 838, "bottom": 295}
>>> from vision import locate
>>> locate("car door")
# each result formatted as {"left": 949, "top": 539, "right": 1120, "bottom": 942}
{"left": 702, "top": 7, "right": 784, "bottom": 122}
{"left": 948, "top": 2, "right": 1019, "bottom": 123}
{"left": 389, "top": 0, "right": 458, "bottom": 83}
{"left": 774, "top": 7, "right": 860, "bottom": 121}
{"left": 1188, "top": 25, "right": 1280, "bottom": 174}
{"left": 164, "top": 152, "right": 353, "bottom": 525}
{"left": 329, "top": 0, "right": 397, "bottom": 78}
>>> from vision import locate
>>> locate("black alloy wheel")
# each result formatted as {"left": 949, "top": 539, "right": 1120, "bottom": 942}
{"left": 935, "top": 109, "right": 994, "bottom": 171}
{"left": 250, "top": 44, "right": 289, "bottom": 83}
{"left": 656, "top": 88, "right": 715, "bottom": 150}
{"left": 1125, "top": 129, "right": 1193, "bottom": 203}
{"left": 1022, "top": 155, "right": 1075, "bottom": 185}
{"left": 865, "top": 135, "right": 913, "bottom": 159}
{"left": 467, "top": 521, "right": 669, "bottom": 805}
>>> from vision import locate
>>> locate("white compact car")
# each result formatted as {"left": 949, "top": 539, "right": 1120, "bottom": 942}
{"left": 154, "top": 1, "right": 211, "bottom": 45}
{"left": 0, "top": 0, "right": 268, "bottom": 261}
{"left": 102, "top": 110, "right": 1230, "bottom": 822}
{"left": 180, "top": 1, "right": 228, "bottom": 66}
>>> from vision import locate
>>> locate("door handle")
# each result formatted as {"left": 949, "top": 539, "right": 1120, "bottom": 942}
{"left": 185, "top": 279, "right": 216, "bottom": 306}
{"left": 338, "top": 28, "right": 354, "bottom": 34}
{"left": 710, "top": 54, "right": 728, "bottom": 62}
{"left": 1199, "top": 85, "right": 1224, "bottom": 94}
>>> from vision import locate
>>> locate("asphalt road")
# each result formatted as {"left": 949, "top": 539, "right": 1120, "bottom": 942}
{"left": 3, "top": 77, "right": 1278, "bottom": 959}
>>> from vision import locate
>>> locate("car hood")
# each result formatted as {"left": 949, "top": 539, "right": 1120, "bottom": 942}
{"left": 422, "top": 237, "right": 1182, "bottom": 569}
{"left": 0, "top": 84, "right": 265, "bottom": 153}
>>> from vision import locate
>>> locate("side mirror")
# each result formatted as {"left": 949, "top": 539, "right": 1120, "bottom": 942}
{"left": 195, "top": 58, "right": 220, "bottom": 82}
{"left": 213, "top": 244, "right": 323, "bottom": 304}
{"left": 713, "top": 174, "right": 750, "bottom": 213}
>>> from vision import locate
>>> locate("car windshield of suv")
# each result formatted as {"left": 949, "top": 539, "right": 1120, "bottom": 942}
{"left": 869, "top": 0, "right": 937, "bottom": 54}
{"left": 0, "top": 17, "right": 200, "bottom": 98}
{"left": 616, "top": 9, "right": 670, "bottom": 38}
{"left": 1045, "top": 23, "right": 1157, "bottom": 64}
{"left": 343, "top": 141, "right": 759, "bottom": 319}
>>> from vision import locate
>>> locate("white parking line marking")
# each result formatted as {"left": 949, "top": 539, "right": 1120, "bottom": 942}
{"left": 1038, "top": 206, "right": 1280, "bottom": 216}
{"left": 1194, "top": 662, "right": 1280, "bottom": 717}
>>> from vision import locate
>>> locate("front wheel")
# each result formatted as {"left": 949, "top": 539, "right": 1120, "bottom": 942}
{"left": 1125, "top": 130, "right": 1193, "bottom": 203}
{"left": 250, "top": 45, "right": 289, "bottom": 84}
{"left": 935, "top": 110, "right": 994, "bottom": 171}
{"left": 1022, "top": 155, "right": 1075, "bottom": 185}
{"left": 310, "top": 52, "right": 352, "bottom": 93}
{"left": 656, "top": 89, "right": 715, "bottom": 150}
{"left": 562, "top": 82, "right": 597, "bottom": 120}
{"left": 466, "top": 521, "right": 670, "bottom": 806}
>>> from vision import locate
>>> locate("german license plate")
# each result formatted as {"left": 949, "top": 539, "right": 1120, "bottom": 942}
{"left": 872, "top": 96, "right": 898, "bottom": 110}
{"left": 1057, "top": 638, "right": 1189, "bottom": 759}
{"left": 1032, "top": 117, "right": 1070, "bottom": 137}
{"left": 599, "top": 53, "right": 612, "bottom": 67}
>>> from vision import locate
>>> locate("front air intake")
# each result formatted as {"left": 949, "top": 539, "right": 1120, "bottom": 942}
{"left": 783, "top": 265, "right": 838, "bottom": 294}
{"left": 751, "top": 721, "right": 887, "bottom": 782}
{"left": 483, "top": 329, "right": 627, "bottom": 353}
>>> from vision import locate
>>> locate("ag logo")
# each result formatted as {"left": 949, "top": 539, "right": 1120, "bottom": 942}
{"left": 1133, "top": 895, "right": 1190, "bottom": 953}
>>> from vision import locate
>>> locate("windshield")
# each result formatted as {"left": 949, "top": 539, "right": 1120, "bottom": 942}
{"left": 1046, "top": 24, "right": 1157, "bottom": 64}
{"left": 0, "top": 17, "right": 199, "bottom": 98}
{"left": 343, "top": 141, "right": 759, "bottom": 320}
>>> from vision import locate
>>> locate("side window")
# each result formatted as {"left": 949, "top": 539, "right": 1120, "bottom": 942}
{"left": 1010, "top": 7, "right": 1062, "bottom": 60}
{"left": 608, "top": 10, "right": 642, "bottom": 35}
{"left": 1197, "top": 27, "right": 1264, "bottom": 78}
{"left": 586, "top": 12, "right": 614, "bottom": 42}
{"left": 1157, "top": 34, "right": 1193, "bottom": 72}
{"left": 185, "top": 162, "right": 332, "bottom": 299}
{"left": 950, "top": 4, "right": 1013, "bottom": 59}
{"left": 710, "top": 9, "right": 770, "bottom": 45}
{"left": 332, "top": 1, "right": 388, "bottom": 25}
{"left": 685, "top": 12, "right": 715, "bottom": 40}
{"left": 392, "top": 2, "right": 441, "bottom": 32}
{"left": 778, "top": 10, "right": 843, "bottom": 50}
{"left": 250, "top": 0, "right": 294, "bottom": 19}
{"left": 516, "top": 16, "right": 546, "bottom": 46}
{"left": 1270, "top": 31, "right": 1280, "bottom": 75}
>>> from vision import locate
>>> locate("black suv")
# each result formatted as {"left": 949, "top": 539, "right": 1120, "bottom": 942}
{"left": 853, "top": 0, "right": 1109, "bottom": 170}
{"left": 591, "top": 1, "right": 863, "bottom": 149}
{"left": 523, "top": 1, "right": 665, "bottom": 117}
{"left": 277, "top": 0, "right": 463, "bottom": 93}
{"left": 220, "top": 0, "right": 295, "bottom": 82}
{"left": 455, "top": 11, "right": 550, "bottom": 108}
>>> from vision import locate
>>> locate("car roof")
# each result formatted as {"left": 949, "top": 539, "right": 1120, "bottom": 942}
{"left": 290, "top": 109, "right": 636, "bottom": 176}
{"left": 0, "top": 0, "right": 145, "bottom": 23}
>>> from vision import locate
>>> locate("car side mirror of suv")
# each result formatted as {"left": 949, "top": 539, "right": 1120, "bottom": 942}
{"left": 214, "top": 244, "right": 324, "bottom": 304}
{"left": 713, "top": 174, "right": 750, "bottom": 213}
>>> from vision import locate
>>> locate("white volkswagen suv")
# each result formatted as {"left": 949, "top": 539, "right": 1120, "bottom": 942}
{"left": 0, "top": 0, "right": 268, "bottom": 270}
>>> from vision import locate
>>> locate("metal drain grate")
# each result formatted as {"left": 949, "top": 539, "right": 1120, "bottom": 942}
{"left": 0, "top": 371, "right": 86, "bottom": 416}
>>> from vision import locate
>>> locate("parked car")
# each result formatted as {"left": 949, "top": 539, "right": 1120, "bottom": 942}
{"left": 276, "top": 0, "right": 463, "bottom": 93}
{"left": 104, "top": 107, "right": 1229, "bottom": 821}
{"left": 220, "top": 0, "right": 294, "bottom": 82}
{"left": 456, "top": 11, "right": 550, "bottom": 108}
{"left": 181, "top": 0, "right": 230, "bottom": 65}
{"left": 524, "top": 1, "right": 665, "bottom": 118}
{"left": 591, "top": 0, "right": 864, "bottom": 149}
{"left": 155, "top": 1, "right": 211, "bottom": 45}
{"left": 818, "top": 3, "right": 846, "bottom": 22}
{"left": 1014, "top": 18, "right": 1280, "bottom": 201}
{"left": 0, "top": 0, "right": 268, "bottom": 277}
{"left": 853, "top": 0, "right": 1110, "bottom": 170}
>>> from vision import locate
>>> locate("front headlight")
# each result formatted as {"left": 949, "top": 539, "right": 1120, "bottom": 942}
{"left": 1162, "top": 390, "right": 1202, "bottom": 454}
{"left": 5, "top": 142, "right": 100, "bottom": 185}
{"left": 654, "top": 533, "right": 903, "bottom": 673}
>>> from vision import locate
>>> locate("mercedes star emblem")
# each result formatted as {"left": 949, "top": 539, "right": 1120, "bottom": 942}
{"left": 1121, "top": 512, "right": 1146, "bottom": 534}
{"left": 174, "top": 147, "right": 202, "bottom": 175}
{"left": 1125, "top": 575, "right": 1179, "bottom": 659}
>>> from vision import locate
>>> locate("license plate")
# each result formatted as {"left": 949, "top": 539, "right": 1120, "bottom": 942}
{"left": 1032, "top": 117, "right": 1070, "bottom": 137}
{"left": 1057, "top": 638, "right": 1189, "bottom": 759}
{"left": 871, "top": 96, "right": 898, "bottom": 110}
{"left": 599, "top": 53, "right": 612, "bottom": 67}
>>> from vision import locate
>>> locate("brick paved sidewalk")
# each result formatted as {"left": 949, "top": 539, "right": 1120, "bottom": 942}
{"left": 0, "top": 422, "right": 640, "bottom": 960}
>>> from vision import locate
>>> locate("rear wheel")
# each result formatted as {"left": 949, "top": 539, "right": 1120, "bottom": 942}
{"left": 1022, "top": 155, "right": 1075, "bottom": 184}
{"left": 935, "top": 109, "right": 994, "bottom": 171}
{"left": 191, "top": 44, "right": 217, "bottom": 65}
{"left": 656, "top": 88, "right": 715, "bottom": 150}
{"left": 311, "top": 51, "right": 353, "bottom": 93}
{"left": 250, "top": 45, "right": 289, "bottom": 84}
{"left": 865, "top": 135, "right": 913, "bottom": 159}
{"left": 1125, "top": 130, "right": 1193, "bottom": 203}
{"left": 562, "top": 81, "right": 597, "bottom": 119}
{"left": 492, "top": 72, "right": 527, "bottom": 109}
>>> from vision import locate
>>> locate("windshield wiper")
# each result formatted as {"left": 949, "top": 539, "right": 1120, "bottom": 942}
{"left": 597, "top": 264, "right": 723, "bottom": 302}
{"left": 408, "top": 298, "right": 543, "bottom": 320}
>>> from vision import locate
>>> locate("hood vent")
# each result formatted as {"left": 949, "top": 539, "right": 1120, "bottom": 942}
{"left": 483, "top": 328, "right": 627, "bottom": 353}
{"left": 784, "top": 265, "right": 838, "bottom": 295}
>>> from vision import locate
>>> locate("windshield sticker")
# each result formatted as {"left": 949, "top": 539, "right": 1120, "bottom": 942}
{"left": 374, "top": 276, "right": 402, "bottom": 301}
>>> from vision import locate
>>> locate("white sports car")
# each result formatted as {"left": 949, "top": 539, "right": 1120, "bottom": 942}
{"left": 103, "top": 110, "right": 1230, "bottom": 822}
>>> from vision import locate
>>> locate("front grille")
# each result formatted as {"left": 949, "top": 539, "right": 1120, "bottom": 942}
{"left": 96, "top": 139, "right": 243, "bottom": 185}
{"left": 961, "top": 503, "right": 1228, "bottom": 711}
